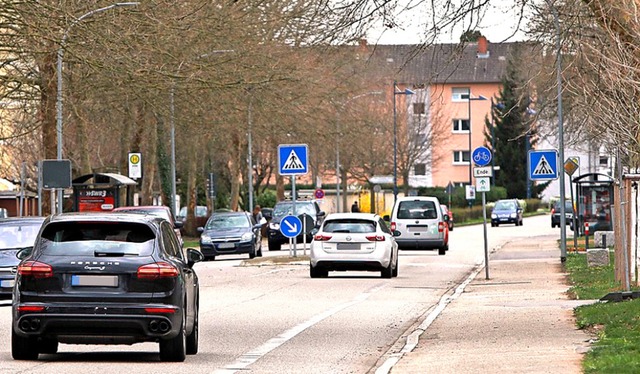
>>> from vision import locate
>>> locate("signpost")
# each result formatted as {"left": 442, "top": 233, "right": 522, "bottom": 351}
{"left": 565, "top": 157, "right": 580, "bottom": 251}
{"left": 473, "top": 146, "right": 492, "bottom": 280}
{"left": 280, "top": 215, "right": 302, "bottom": 257}
{"left": 278, "top": 144, "right": 309, "bottom": 257}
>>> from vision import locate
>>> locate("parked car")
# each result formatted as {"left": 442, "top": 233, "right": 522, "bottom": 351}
{"left": 491, "top": 199, "right": 523, "bottom": 227}
{"left": 177, "top": 205, "right": 209, "bottom": 233}
{"left": 267, "top": 200, "right": 326, "bottom": 251}
{"left": 440, "top": 204, "right": 454, "bottom": 231}
{"left": 309, "top": 213, "right": 398, "bottom": 278}
{"left": 551, "top": 200, "right": 574, "bottom": 228}
{"left": 11, "top": 212, "right": 204, "bottom": 361}
{"left": 112, "top": 205, "right": 183, "bottom": 246}
{"left": 387, "top": 196, "right": 449, "bottom": 255}
{"left": 198, "top": 211, "right": 263, "bottom": 260}
{"left": 0, "top": 217, "right": 45, "bottom": 299}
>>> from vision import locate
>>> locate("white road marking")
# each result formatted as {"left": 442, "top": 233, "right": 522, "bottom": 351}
{"left": 213, "top": 285, "right": 385, "bottom": 374}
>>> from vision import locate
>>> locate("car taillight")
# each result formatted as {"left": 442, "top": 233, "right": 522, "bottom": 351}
{"left": 17, "top": 305, "right": 45, "bottom": 312}
{"left": 17, "top": 261, "right": 53, "bottom": 278}
{"left": 144, "top": 307, "right": 177, "bottom": 314}
{"left": 390, "top": 222, "right": 396, "bottom": 231}
{"left": 438, "top": 222, "right": 445, "bottom": 233}
{"left": 366, "top": 235, "right": 385, "bottom": 242}
{"left": 137, "top": 262, "right": 179, "bottom": 279}
{"left": 313, "top": 234, "right": 332, "bottom": 241}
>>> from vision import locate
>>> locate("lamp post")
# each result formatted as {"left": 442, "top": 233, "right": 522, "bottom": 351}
{"left": 169, "top": 50, "right": 234, "bottom": 216}
{"left": 393, "top": 81, "right": 414, "bottom": 204}
{"left": 466, "top": 92, "right": 487, "bottom": 185}
{"left": 56, "top": 2, "right": 139, "bottom": 213}
{"left": 337, "top": 91, "right": 382, "bottom": 213}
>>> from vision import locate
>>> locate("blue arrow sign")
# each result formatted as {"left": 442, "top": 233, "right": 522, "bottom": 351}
{"left": 472, "top": 146, "right": 492, "bottom": 167}
{"left": 280, "top": 215, "right": 302, "bottom": 238}
{"left": 278, "top": 144, "right": 308, "bottom": 176}
{"left": 528, "top": 149, "right": 559, "bottom": 181}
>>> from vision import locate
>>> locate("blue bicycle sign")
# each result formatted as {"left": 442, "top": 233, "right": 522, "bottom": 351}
{"left": 472, "top": 146, "right": 492, "bottom": 167}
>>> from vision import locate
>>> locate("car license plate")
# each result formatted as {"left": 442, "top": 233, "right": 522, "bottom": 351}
{"left": 71, "top": 275, "right": 118, "bottom": 287}
{"left": 1, "top": 279, "right": 14, "bottom": 288}
{"left": 337, "top": 243, "right": 360, "bottom": 250}
{"left": 408, "top": 225, "right": 428, "bottom": 232}
{"left": 218, "top": 243, "right": 235, "bottom": 249}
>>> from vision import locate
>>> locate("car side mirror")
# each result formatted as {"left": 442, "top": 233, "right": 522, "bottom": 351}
{"left": 197, "top": 227, "right": 204, "bottom": 233}
{"left": 186, "top": 248, "right": 204, "bottom": 267}
{"left": 16, "top": 247, "right": 32, "bottom": 260}
{"left": 174, "top": 220, "right": 184, "bottom": 229}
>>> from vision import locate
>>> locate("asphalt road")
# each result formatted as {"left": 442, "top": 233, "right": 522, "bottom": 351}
{"left": 0, "top": 214, "right": 558, "bottom": 373}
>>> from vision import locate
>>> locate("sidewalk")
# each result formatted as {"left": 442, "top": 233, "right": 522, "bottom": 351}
{"left": 389, "top": 235, "right": 593, "bottom": 374}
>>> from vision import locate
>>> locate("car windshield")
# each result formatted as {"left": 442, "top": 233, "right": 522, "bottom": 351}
{"left": 205, "top": 215, "right": 250, "bottom": 230}
{"left": 38, "top": 222, "right": 155, "bottom": 256}
{"left": 397, "top": 200, "right": 437, "bottom": 219}
{"left": 119, "top": 208, "right": 172, "bottom": 222}
{"left": 273, "top": 202, "right": 316, "bottom": 217}
{"left": 494, "top": 201, "right": 517, "bottom": 210}
{"left": 0, "top": 220, "right": 43, "bottom": 249}
{"left": 322, "top": 219, "right": 376, "bottom": 233}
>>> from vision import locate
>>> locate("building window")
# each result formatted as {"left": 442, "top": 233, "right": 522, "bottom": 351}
{"left": 414, "top": 163, "right": 426, "bottom": 176}
{"left": 413, "top": 102, "right": 426, "bottom": 115}
{"left": 452, "top": 119, "right": 470, "bottom": 132}
{"left": 599, "top": 156, "right": 608, "bottom": 166}
{"left": 452, "top": 87, "right": 470, "bottom": 102}
{"left": 453, "top": 151, "right": 470, "bottom": 164}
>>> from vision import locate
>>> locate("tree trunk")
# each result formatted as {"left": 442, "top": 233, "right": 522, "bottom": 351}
{"left": 185, "top": 143, "right": 198, "bottom": 236}
{"left": 141, "top": 112, "right": 157, "bottom": 206}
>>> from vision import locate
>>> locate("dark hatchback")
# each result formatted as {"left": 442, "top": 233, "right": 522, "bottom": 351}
{"left": 11, "top": 212, "right": 204, "bottom": 362}
{"left": 491, "top": 199, "right": 524, "bottom": 227}
{"left": 267, "top": 200, "right": 326, "bottom": 251}
{"left": 551, "top": 200, "right": 574, "bottom": 228}
{"left": 0, "top": 217, "right": 45, "bottom": 299}
{"left": 198, "top": 211, "right": 263, "bottom": 260}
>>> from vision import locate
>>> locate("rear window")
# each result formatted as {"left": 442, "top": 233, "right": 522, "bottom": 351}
{"left": 322, "top": 219, "right": 376, "bottom": 233}
{"left": 0, "top": 221, "right": 43, "bottom": 249}
{"left": 39, "top": 222, "right": 155, "bottom": 257}
{"left": 397, "top": 200, "right": 438, "bottom": 219}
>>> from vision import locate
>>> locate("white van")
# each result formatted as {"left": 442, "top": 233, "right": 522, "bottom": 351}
{"left": 388, "top": 196, "right": 449, "bottom": 255}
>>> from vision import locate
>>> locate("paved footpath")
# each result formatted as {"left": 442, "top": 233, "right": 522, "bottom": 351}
{"left": 388, "top": 235, "right": 594, "bottom": 374}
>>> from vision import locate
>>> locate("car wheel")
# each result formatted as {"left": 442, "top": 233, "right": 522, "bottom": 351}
{"left": 159, "top": 313, "right": 186, "bottom": 362}
{"left": 38, "top": 338, "right": 58, "bottom": 354}
{"left": 249, "top": 246, "right": 256, "bottom": 259}
{"left": 12, "top": 328, "right": 38, "bottom": 360}
{"left": 310, "top": 265, "right": 327, "bottom": 278}
{"left": 438, "top": 246, "right": 446, "bottom": 256}
{"left": 257, "top": 244, "right": 263, "bottom": 257}
{"left": 449, "top": 223, "right": 453, "bottom": 231}
{"left": 551, "top": 222, "right": 556, "bottom": 228}
{"left": 268, "top": 240, "right": 281, "bottom": 251}
{"left": 380, "top": 259, "right": 393, "bottom": 279}
{"left": 392, "top": 261, "right": 398, "bottom": 277}
{"left": 186, "top": 299, "right": 199, "bottom": 355}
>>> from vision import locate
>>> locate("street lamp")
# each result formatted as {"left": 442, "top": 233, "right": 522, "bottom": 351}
{"left": 337, "top": 91, "right": 382, "bottom": 212}
{"left": 169, "top": 50, "right": 234, "bottom": 216}
{"left": 393, "top": 81, "right": 414, "bottom": 204}
{"left": 466, "top": 92, "right": 487, "bottom": 185}
{"left": 56, "top": 2, "right": 139, "bottom": 213}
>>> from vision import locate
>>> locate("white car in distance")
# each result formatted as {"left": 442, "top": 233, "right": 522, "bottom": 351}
{"left": 309, "top": 213, "right": 398, "bottom": 278}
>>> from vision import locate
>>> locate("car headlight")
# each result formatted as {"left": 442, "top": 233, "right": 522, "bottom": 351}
{"left": 269, "top": 222, "right": 280, "bottom": 230}
{"left": 491, "top": 213, "right": 497, "bottom": 219}
{"left": 241, "top": 232, "right": 253, "bottom": 242}
{"left": 200, "top": 235, "right": 212, "bottom": 245}
{"left": 510, "top": 213, "right": 517, "bottom": 218}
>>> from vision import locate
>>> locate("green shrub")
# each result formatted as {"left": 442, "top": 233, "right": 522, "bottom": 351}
{"left": 256, "top": 190, "right": 277, "bottom": 208}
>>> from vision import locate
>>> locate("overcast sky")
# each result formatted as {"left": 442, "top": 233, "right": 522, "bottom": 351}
{"left": 367, "top": 1, "right": 531, "bottom": 44}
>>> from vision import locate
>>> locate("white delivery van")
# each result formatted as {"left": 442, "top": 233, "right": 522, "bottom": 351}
{"left": 388, "top": 196, "right": 449, "bottom": 255}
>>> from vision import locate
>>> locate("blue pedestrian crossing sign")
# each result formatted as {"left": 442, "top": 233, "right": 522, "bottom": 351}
{"left": 280, "top": 215, "right": 302, "bottom": 238}
{"left": 278, "top": 144, "right": 308, "bottom": 176}
{"left": 528, "top": 149, "right": 559, "bottom": 181}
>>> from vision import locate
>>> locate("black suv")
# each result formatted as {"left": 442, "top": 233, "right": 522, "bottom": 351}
{"left": 267, "top": 200, "right": 325, "bottom": 251}
{"left": 11, "top": 212, "right": 204, "bottom": 362}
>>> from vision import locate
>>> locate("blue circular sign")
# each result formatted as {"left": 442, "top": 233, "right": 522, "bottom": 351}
{"left": 280, "top": 215, "right": 302, "bottom": 238}
{"left": 472, "top": 146, "right": 492, "bottom": 167}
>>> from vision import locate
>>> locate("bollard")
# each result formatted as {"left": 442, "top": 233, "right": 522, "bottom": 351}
{"left": 584, "top": 222, "right": 589, "bottom": 250}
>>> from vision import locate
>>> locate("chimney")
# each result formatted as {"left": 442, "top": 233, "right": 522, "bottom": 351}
{"left": 477, "top": 36, "right": 489, "bottom": 58}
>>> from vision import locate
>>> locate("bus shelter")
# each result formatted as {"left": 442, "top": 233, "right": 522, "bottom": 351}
{"left": 72, "top": 173, "right": 137, "bottom": 212}
{"left": 573, "top": 173, "right": 614, "bottom": 234}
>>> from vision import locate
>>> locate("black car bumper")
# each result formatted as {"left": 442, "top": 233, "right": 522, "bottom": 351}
{"left": 200, "top": 242, "right": 254, "bottom": 258}
{"left": 13, "top": 303, "right": 183, "bottom": 344}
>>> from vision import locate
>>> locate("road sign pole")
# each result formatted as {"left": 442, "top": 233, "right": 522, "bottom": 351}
{"left": 292, "top": 176, "right": 297, "bottom": 257}
{"left": 482, "top": 191, "right": 489, "bottom": 280}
